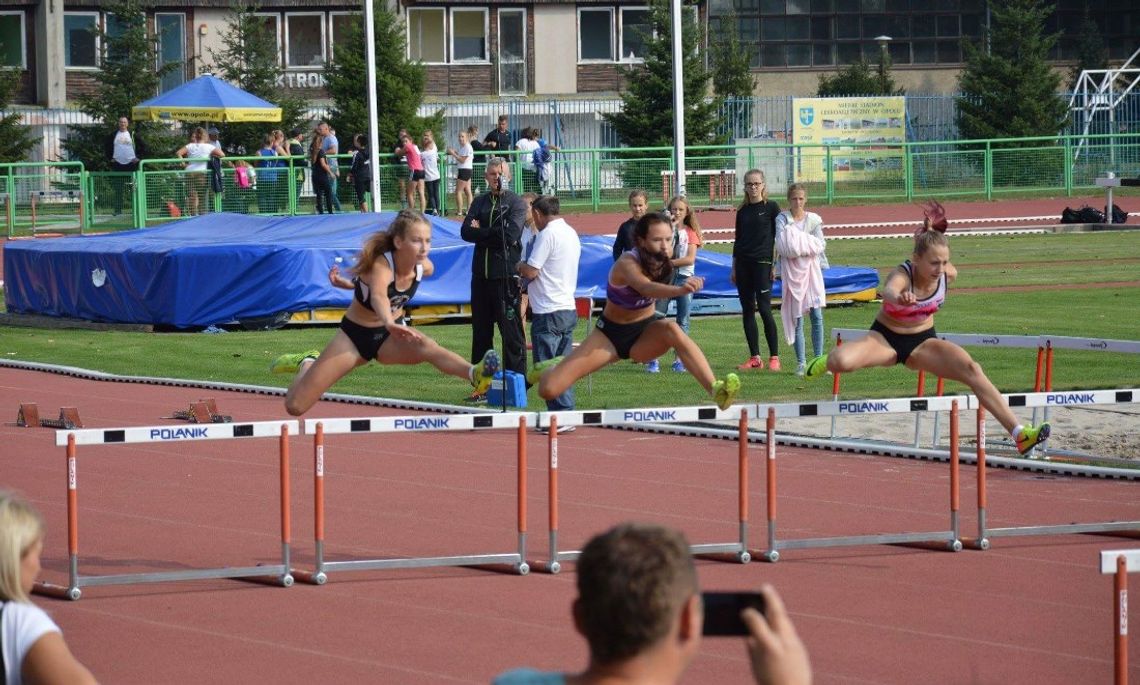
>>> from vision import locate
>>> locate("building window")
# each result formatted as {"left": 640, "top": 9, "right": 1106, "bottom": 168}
{"left": 0, "top": 12, "right": 26, "bottom": 69}
{"left": 64, "top": 12, "right": 99, "bottom": 68}
{"left": 579, "top": 8, "right": 614, "bottom": 62}
{"left": 285, "top": 12, "right": 325, "bottom": 68}
{"left": 451, "top": 9, "right": 487, "bottom": 62}
{"left": 620, "top": 7, "right": 650, "bottom": 61}
{"left": 330, "top": 12, "right": 361, "bottom": 49}
{"left": 255, "top": 14, "right": 282, "bottom": 67}
{"left": 156, "top": 13, "right": 185, "bottom": 93}
{"left": 407, "top": 8, "right": 445, "bottom": 63}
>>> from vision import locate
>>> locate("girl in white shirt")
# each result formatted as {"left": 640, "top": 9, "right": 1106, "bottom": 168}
{"left": 421, "top": 130, "right": 441, "bottom": 216}
{"left": 176, "top": 126, "right": 225, "bottom": 216}
{"left": 1, "top": 491, "right": 97, "bottom": 685}
{"left": 446, "top": 130, "right": 474, "bottom": 216}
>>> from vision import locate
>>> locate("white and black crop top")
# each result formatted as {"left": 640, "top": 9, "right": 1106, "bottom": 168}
{"left": 353, "top": 252, "right": 423, "bottom": 314}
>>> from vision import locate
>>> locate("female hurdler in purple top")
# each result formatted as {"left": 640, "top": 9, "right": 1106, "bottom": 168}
{"left": 528, "top": 212, "right": 741, "bottom": 411}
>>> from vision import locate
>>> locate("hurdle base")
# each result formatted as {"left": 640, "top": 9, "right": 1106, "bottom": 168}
{"left": 889, "top": 539, "right": 964, "bottom": 553}
{"left": 464, "top": 561, "right": 530, "bottom": 576}
{"left": 291, "top": 569, "right": 328, "bottom": 585}
{"left": 234, "top": 573, "right": 294, "bottom": 588}
{"left": 959, "top": 536, "right": 991, "bottom": 551}
{"left": 33, "top": 581, "right": 81, "bottom": 601}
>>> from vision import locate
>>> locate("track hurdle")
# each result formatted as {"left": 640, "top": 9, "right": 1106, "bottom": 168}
{"left": 34, "top": 420, "right": 298, "bottom": 600}
{"left": 1101, "top": 549, "right": 1139, "bottom": 685}
{"left": 528, "top": 405, "right": 758, "bottom": 573}
{"left": 756, "top": 395, "right": 966, "bottom": 562}
{"left": 293, "top": 412, "right": 533, "bottom": 584}
{"left": 964, "top": 390, "right": 1140, "bottom": 551}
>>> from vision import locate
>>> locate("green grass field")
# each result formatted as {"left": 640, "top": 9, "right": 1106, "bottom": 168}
{"left": 2, "top": 232, "right": 1138, "bottom": 410}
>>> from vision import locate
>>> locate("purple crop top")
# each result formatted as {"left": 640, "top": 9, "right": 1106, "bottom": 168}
{"left": 605, "top": 249, "right": 656, "bottom": 310}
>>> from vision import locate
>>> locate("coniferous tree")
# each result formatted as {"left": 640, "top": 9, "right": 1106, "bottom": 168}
{"left": 817, "top": 58, "right": 902, "bottom": 96}
{"left": 1069, "top": 13, "right": 1107, "bottom": 89}
{"left": 603, "top": 0, "right": 722, "bottom": 149}
{"left": 0, "top": 70, "right": 35, "bottom": 163}
{"left": 207, "top": 2, "right": 308, "bottom": 156}
{"left": 709, "top": 13, "right": 756, "bottom": 140}
{"left": 62, "top": 0, "right": 182, "bottom": 169}
{"left": 323, "top": 9, "right": 443, "bottom": 155}
{"left": 957, "top": 0, "right": 1068, "bottom": 141}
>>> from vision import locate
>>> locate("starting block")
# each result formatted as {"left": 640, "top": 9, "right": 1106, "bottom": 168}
{"left": 16, "top": 403, "right": 84, "bottom": 429}
{"left": 170, "top": 398, "right": 232, "bottom": 424}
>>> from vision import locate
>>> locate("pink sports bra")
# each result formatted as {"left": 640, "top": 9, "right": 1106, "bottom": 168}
{"left": 880, "top": 260, "right": 946, "bottom": 322}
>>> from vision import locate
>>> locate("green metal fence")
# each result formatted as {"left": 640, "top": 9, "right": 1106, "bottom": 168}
{"left": 6, "top": 133, "right": 1139, "bottom": 235}
{"left": 0, "top": 161, "right": 86, "bottom": 238}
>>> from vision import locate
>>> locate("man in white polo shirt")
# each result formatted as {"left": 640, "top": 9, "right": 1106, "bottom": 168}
{"left": 517, "top": 195, "right": 581, "bottom": 423}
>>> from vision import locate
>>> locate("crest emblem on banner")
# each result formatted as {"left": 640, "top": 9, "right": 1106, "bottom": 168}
{"left": 91, "top": 268, "right": 107, "bottom": 287}
{"left": 799, "top": 107, "right": 815, "bottom": 126}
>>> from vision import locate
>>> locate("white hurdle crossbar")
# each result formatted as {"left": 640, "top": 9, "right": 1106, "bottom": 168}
{"left": 754, "top": 395, "right": 967, "bottom": 562}
{"left": 295, "top": 412, "right": 535, "bottom": 583}
{"left": 36, "top": 420, "right": 299, "bottom": 601}
{"left": 1101, "top": 549, "right": 1140, "bottom": 685}
{"left": 965, "top": 390, "right": 1140, "bottom": 550}
{"left": 529, "top": 405, "right": 759, "bottom": 573}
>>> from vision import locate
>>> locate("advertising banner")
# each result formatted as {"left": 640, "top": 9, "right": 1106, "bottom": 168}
{"left": 792, "top": 97, "right": 906, "bottom": 182}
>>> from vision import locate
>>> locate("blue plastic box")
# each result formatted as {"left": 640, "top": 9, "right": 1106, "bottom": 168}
{"left": 487, "top": 370, "right": 527, "bottom": 408}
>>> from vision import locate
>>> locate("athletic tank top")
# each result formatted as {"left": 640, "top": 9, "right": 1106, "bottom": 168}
{"left": 605, "top": 249, "right": 656, "bottom": 310}
{"left": 353, "top": 252, "right": 423, "bottom": 314}
{"left": 880, "top": 260, "right": 946, "bottom": 322}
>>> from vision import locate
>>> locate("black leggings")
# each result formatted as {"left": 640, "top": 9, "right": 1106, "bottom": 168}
{"left": 735, "top": 259, "right": 779, "bottom": 357}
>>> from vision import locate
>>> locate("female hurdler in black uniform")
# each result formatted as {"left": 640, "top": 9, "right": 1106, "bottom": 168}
{"left": 272, "top": 209, "right": 500, "bottom": 415}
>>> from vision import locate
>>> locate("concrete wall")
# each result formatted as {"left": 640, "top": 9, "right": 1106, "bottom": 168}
{"left": 533, "top": 6, "right": 576, "bottom": 95}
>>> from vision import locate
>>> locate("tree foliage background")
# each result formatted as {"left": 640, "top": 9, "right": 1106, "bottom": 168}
{"left": 0, "top": 70, "right": 36, "bottom": 163}
{"left": 207, "top": 2, "right": 309, "bottom": 156}
{"left": 603, "top": 0, "right": 722, "bottom": 149}
{"left": 708, "top": 12, "right": 756, "bottom": 140}
{"left": 61, "top": 0, "right": 183, "bottom": 169}
{"left": 817, "top": 56, "right": 903, "bottom": 96}
{"left": 957, "top": 0, "right": 1068, "bottom": 141}
{"left": 1069, "top": 11, "right": 1107, "bottom": 89}
{"left": 324, "top": 10, "right": 443, "bottom": 155}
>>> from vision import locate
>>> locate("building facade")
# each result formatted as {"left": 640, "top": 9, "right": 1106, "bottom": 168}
{"left": 0, "top": 1, "right": 1135, "bottom": 103}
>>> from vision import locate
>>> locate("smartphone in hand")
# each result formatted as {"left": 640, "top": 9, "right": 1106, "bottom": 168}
{"left": 701, "top": 592, "right": 766, "bottom": 636}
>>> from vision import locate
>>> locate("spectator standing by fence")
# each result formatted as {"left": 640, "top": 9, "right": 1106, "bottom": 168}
{"left": 176, "top": 127, "right": 224, "bottom": 217}
{"left": 348, "top": 134, "right": 371, "bottom": 213}
{"left": 421, "top": 130, "right": 441, "bottom": 216}
{"left": 107, "top": 116, "right": 140, "bottom": 216}
{"left": 318, "top": 122, "right": 342, "bottom": 211}
{"left": 447, "top": 130, "right": 474, "bottom": 216}
{"left": 310, "top": 133, "right": 334, "bottom": 214}
{"left": 288, "top": 128, "right": 307, "bottom": 207}
{"left": 256, "top": 133, "right": 280, "bottom": 214}
{"left": 515, "top": 127, "right": 540, "bottom": 194}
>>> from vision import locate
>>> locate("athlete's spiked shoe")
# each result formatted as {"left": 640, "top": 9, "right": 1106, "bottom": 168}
{"left": 472, "top": 349, "right": 501, "bottom": 394}
{"left": 1016, "top": 423, "right": 1051, "bottom": 455}
{"left": 526, "top": 356, "right": 563, "bottom": 386}
{"left": 712, "top": 373, "right": 742, "bottom": 411}
{"left": 270, "top": 350, "right": 320, "bottom": 374}
{"left": 804, "top": 354, "right": 829, "bottom": 379}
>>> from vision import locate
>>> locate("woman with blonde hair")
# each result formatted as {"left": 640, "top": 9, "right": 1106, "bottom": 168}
{"left": 1, "top": 490, "right": 97, "bottom": 684}
{"left": 774, "top": 183, "right": 828, "bottom": 376}
{"left": 805, "top": 202, "right": 1051, "bottom": 455}
{"left": 647, "top": 195, "right": 702, "bottom": 373}
{"left": 271, "top": 210, "right": 500, "bottom": 415}
{"left": 176, "top": 126, "right": 224, "bottom": 216}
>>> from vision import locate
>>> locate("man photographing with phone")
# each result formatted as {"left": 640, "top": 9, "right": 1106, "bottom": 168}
{"left": 493, "top": 522, "right": 812, "bottom": 685}
{"left": 461, "top": 157, "right": 529, "bottom": 403}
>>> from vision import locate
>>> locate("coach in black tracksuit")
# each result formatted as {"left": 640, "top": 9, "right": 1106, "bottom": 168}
{"left": 461, "top": 157, "right": 529, "bottom": 386}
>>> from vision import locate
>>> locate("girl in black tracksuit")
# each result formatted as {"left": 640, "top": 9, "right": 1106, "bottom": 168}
{"left": 732, "top": 169, "right": 781, "bottom": 370}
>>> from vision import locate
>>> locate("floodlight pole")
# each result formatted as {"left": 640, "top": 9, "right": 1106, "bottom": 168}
{"left": 364, "top": 0, "right": 382, "bottom": 212}
{"left": 670, "top": 0, "right": 686, "bottom": 197}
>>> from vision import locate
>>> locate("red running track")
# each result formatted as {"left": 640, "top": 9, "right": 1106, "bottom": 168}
{"left": 1, "top": 365, "right": 1138, "bottom": 684}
